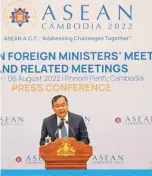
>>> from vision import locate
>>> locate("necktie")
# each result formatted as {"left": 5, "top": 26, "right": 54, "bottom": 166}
{"left": 61, "top": 119, "right": 67, "bottom": 138}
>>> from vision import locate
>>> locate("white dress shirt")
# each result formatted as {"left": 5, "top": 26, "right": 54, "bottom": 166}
{"left": 57, "top": 114, "right": 69, "bottom": 138}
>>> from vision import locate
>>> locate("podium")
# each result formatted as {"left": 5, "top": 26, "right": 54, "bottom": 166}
{"left": 39, "top": 138, "right": 93, "bottom": 169}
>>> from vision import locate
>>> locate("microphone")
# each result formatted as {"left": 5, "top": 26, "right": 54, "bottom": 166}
{"left": 55, "top": 120, "right": 64, "bottom": 138}
{"left": 65, "top": 120, "right": 75, "bottom": 137}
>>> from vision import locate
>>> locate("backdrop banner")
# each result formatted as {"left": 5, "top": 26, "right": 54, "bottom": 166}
{"left": 1, "top": 0, "right": 152, "bottom": 174}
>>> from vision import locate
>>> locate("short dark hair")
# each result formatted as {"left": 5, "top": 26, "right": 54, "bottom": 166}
{"left": 52, "top": 95, "right": 68, "bottom": 106}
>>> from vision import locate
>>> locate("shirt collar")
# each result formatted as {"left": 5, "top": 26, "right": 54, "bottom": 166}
{"left": 57, "top": 113, "right": 68, "bottom": 123}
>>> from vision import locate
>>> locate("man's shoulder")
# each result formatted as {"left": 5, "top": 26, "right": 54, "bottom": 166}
{"left": 69, "top": 112, "right": 83, "bottom": 120}
{"left": 43, "top": 114, "right": 56, "bottom": 122}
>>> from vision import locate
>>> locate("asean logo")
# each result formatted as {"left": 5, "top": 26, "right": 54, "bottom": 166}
{"left": 4, "top": 1, "right": 36, "bottom": 33}
{"left": 115, "top": 117, "right": 122, "bottom": 124}
{"left": 15, "top": 156, "right": 22, "bottom": 163}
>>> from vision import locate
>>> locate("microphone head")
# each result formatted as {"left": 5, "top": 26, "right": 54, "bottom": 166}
{"left": 65, "top": 120, "right": 69, "bottom": 124}
{"left": 58, "top": 120, "right": 64, "bottom": 129}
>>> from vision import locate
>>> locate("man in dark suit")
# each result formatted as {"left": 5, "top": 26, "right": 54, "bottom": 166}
{"left": 40, "top": 95, "right": 90, "bottom": 146}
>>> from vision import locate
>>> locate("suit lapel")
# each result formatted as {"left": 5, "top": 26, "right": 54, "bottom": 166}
{"left": 68, "top": 112, "right": 74, "bottom": 137}
{"left": 51, "top": 114, "right": 58, "bottom": 139}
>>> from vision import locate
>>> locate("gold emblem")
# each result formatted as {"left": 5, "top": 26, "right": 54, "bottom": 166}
{"left": 57, "top": 138, "right": 76, "bottom": 156}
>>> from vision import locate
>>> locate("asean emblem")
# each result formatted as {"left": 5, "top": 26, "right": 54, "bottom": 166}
{"left": 4, "top": 1, "right": 36, "bottom": 33}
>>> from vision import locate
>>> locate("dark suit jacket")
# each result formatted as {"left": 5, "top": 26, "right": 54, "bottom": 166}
{"left": 40, "top": 112, "right": 90, "bottom": 146}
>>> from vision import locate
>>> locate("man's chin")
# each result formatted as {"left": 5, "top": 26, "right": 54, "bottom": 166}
{"left": 58, "top": 113, "right": 66, "bottom": 118}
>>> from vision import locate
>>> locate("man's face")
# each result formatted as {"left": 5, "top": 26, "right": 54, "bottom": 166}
{"left": 52, "top": 97, "right": 68, "bottom": 118}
